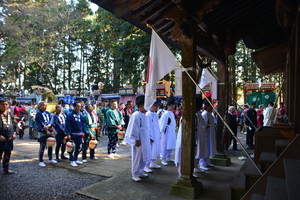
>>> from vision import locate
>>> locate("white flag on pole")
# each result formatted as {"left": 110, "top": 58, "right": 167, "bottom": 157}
{"left": 145, "top": 29, "right": 178, "bottom": 110}
{"left": 199, "top": 68, "right": 218, "bottom": 99}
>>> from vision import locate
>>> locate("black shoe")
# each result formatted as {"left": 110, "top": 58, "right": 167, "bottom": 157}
{"left": 61, "top": 156, "right": 69, "bottom": 160}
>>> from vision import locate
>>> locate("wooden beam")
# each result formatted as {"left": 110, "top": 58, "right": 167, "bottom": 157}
{"left": 149, "top": 18, "right": 165, "bottom": 29}
{"left": 159, "top": 22, "right": 175, "bottom": 35}
{"left": 127, "top": 0, "right": 152, "bottom": 10}
{"left": 251, "top": 43, "right": 287, "bottom": 75}
{"left": 197, "top": 34, "right": 225, "bottom": 65}
{"left": 155, "top": 20, "right": 173, "bottom": 33}
{"left": 140, "top": 1, "right": 173, "bottom": 23}
{"left": 130, "top": 0, "right": 155, "bottom": 18}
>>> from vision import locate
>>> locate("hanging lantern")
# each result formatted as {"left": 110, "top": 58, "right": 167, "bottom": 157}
{"left": 66, "top": 141, "right": 75, "bottom": 153}
{"left": 46, "top": 137, "right": 56, "bottom": 147}
{"left": 89, "top": 138, "right": 98, "bottom": 150}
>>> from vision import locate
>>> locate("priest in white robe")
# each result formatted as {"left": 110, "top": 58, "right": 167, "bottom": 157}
{"left": 263, "top": 102, "right": 275, "bottom": 126}
{"left": 125, "top": 95, "right": 151, "bottom": 182}
{"left": 195, "top": 95, "right": 209, "bottom": 172}
{"left": 159, "top": 97, "right": 176, "bottom": 166}
{"left": 174, "top": 117, "right": 182, "bottom": 176}
{"left": 199, "top": 101, "right": 217, "bottom": 169}
{"left": 145, "top": 102, "right": 161, "bottom": 171}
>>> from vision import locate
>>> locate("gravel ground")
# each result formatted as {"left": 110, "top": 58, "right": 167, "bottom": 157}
{"left": 0, "top": 156, "right": 102, "bottom": 200}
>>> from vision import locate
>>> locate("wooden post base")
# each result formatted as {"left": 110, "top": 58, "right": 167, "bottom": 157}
{"left": 210, "top": 153, "right": 231, "bottom": 166}
{"left": 169, "top": 176, "right": 202, "bottom": 199}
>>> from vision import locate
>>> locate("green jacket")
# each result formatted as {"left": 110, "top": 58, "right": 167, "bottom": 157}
{"left": 106, "top": 109, "right": 124, "bottom": 134}
{"left": 96, "top": 108, "right": 104, "bottom": 127}
{"left": 83, "top": 113, "right": 97, "bottom": 142}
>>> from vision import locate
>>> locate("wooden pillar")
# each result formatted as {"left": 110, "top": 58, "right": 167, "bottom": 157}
{"left": 169, "top": 23, "right": 202, "bottom": 200}
{"left": 216, "top": 62, "right": 227, "bottom": 153}
{"left": 294, "top": 7, "right": 300, "bottom": 131}
{"left": 209, "top": 60, "right": 231, "bottom": 166}
{"left": 180, "top": 36, "right": 196, "bottom": 179}
{"left": 287, "top": 27, "right": 296, "bottom": 124}
{"left": 287, "top": 5, "right": 300, "bottom": 131}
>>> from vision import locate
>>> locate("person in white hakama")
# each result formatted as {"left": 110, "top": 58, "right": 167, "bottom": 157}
{"left": 263, "top": 102, "right": 275, "bottom": 126}
{"left": 174, "top": 117, "right": 182, "bottom": 176}
{"left": 144, "top": 103, "right": 161, "bottom": 172}
{"left": 159, "top": 97, "right": 176, "bottom": 166}
{"left": 125, "top": 95, "right": 151, "bottom": 182}
{"left": 200, "top": 102, "right": 217, "bottom": 169}
{"left": 175, "top": 95, "right": 207, "bottom": 177}
{"left": 195, "top": 96, "right": 209, "bottom": 172}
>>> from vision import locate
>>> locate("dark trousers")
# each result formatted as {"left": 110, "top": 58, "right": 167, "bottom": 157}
{"left": 55, "top": 133, "right": 66, "bottom": 159}
{"left": 0, "top": 150, "right": 11, "bottom": 173}
{"left": 82, "top": 140, "right": 95, "bottom": 160}
{"left": 246, "top": 128, "right": 255, "bottom": 148}
{"left": 19, "top": 130, "right": 24, "bottom": 138}
{"left": 29, "top": 127, "right": 37, "bottom": 139}
{"left": 69, "top": 135, "right": 82, "bottom": 161}
{"left": 38, "top": 139, "right": 53, "bottom": 162}
{"left": 102, "top": 123, "right": 107, "bottom": 136}
{"left": 29, "top": 127, "right": 33, "bottom": 138}
{"left": 232, "top": 132, "right": 237, "bottom": 150}
{"left": 107, "top": 132, "right": 118, "bottom": 154}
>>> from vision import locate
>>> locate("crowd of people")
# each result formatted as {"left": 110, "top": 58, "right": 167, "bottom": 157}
{"left": 0, "top": 95, "right": 285, "bottom": 183}
{"left": 220, "top": 101, "right": 286, "bottom": 150}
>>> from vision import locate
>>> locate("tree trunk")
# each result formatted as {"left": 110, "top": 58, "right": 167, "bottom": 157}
{"left": 63, "top": 43, "right": 66, "bottom": 90}
{"left": 79, "top": 45, "right": 83, "bottom": 96}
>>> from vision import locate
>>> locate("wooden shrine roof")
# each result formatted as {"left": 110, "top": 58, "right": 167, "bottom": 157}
{"left": 92, "top": 0, "right": 295, "bottom": 73}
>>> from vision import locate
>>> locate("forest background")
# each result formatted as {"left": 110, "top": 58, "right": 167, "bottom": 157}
{"left": 0, "top": 0, "right": 283, "bottom": 104}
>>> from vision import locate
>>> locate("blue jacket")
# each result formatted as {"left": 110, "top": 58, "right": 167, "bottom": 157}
{"left": 51, "top": 113, "right": 66, "bottom": 134}
{"left": 35, "top": 109, "right": 52, "bottom": 132}
{"left": 65, "top": 110, "right": 85, "bottom": 135}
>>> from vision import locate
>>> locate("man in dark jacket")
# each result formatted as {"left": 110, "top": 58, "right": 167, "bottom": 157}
{"left": 65, "top": 102, "right": 85, "bottom": 167}
{"left": 35, "top": 101, "right": 57, "bottom": 167}
{"left": 51, "top": 105, "right": 68, "bottom": 161}
{"left": 0, "top": 98, "right": 18, "bottom": 174}
{"left": 245, "top": 103, "right": 257, "bottom": 149}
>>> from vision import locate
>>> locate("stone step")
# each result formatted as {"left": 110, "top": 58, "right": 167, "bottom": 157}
{"left": 251, "top": 193, "right": 265, "bottom": 200}
{"left": 231, "top": 159, "right": 262, "bottom": 200}
{"left": 243, "top": 159, "right": 262, "bottom": 189}
{"left": 231, "top": 159, "right": 250, "bottom": 200}
{"left": 274, "top": 139, "right": 290, "bottom": 147}
{"left": 265, "top": 176, "right": 287, "bottom": 200}
{"left": 259, "top": 152, "right": 277, "bottom": 162}
{"left": 284, "top": 159, "right": 300, "bottom": 200}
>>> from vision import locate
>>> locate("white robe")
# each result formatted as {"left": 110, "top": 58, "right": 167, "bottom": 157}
{"left": 202, "top": 110, "right": 217, "bottom": 157}
{"left": 159, "top": 111, "right": 176, "bottom": 151}
{"left": 195, "top": 112, "right": 209, "bottom": 159}
{"left": 146, "top": 111, "right": 160, "bottom": 160}
{"left": 125, "top": 111, "right": 151, "bottom": 162}
{"left": 174, "top": 118, "right": 182, "bottom": 166}
{"left": 263, "top": 106, "right": 276, "bottom": 126}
